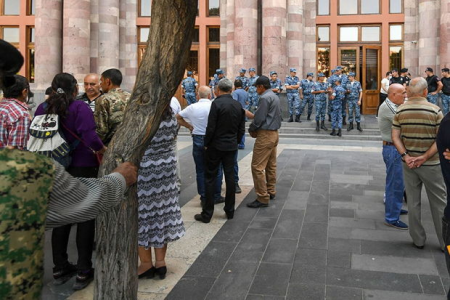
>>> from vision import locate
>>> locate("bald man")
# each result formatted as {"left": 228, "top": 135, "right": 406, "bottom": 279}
{"left": 77, "top": 73, "right": 103, "bottom": 112}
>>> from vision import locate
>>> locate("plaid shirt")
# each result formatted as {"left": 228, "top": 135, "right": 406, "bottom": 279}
{"left": 0, "top": 98, "right": 31, "bottom": 150}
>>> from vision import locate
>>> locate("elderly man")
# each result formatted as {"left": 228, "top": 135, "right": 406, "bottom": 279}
{"left": 247, "top": 76, "right": 282, "bottom": 208}
{"left": 77, "top": 73, "right": 103, "bottom": 112}
{"left": 392, "top": 77, "right": 447, "bottom": 250}
{"left": 194, "top": 79, "right": 245, "bottom": 223}
{"left": 378, "top": 84, "right": 408, "bottom": 230}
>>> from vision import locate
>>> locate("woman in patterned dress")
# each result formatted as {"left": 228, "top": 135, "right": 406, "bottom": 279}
{"left": 137, "top": 105, "right": 185, "bottom": 280}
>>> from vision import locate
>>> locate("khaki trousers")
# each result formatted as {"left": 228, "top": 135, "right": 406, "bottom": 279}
{"left": 251, "top": 130, "right": 279, "bottom": 204}
{"left": 402, "top": 163, "right": 446, "bottom": 249}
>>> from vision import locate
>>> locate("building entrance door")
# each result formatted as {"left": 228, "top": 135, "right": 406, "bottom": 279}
{"left": 338, "top": 45, "right": 381, "bottom": 114}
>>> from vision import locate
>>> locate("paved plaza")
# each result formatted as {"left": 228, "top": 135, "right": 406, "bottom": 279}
{"left": 42, "top": 118, "right": 448, "bottom": 300}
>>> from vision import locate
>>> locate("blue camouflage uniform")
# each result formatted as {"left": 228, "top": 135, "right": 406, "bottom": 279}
{"left": 182, "top": 72, "right": 198, "bottom": 105}
{"left": 269, "top": 71, "right": 283, "bottom": 95}
{"left": 345, "top": 74, "right": 362, "bottom": 123}
{"left": 247, "top": 68, "right": 259, "bottom": 112}
{"left": 285, "top": 68, "right": 300, "bottom": 117}
{"left": 314, "top": 74, "right": 328, "bottom": 122}
{"left": 235, "top": 68, "right": 249, "bottom": 90}
{"left": 300, "top": 73, "right": 315, "bottom": 117}
{"left": 210, "top": 69, "right": 225, "bottom": 97}
{"left": 327, "top": 69, "right": 339, "bottom": 116}
{"left": 340, "top": 73, "right": 349, "bottom": 119}
{"left": 331, "top": 84, "right": 347, "bottom": 130}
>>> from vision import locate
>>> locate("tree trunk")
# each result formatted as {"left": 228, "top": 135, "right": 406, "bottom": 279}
{"left": 94, "top": 1, "right": 197, "bottom": 299}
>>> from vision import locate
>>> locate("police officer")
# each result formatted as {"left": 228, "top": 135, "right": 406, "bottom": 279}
{"left": 345, "top": 72, "right": 363, "bottom": 132}
{"left": 425, "top": 67, "right": 443, "bottom": 105}
{"left": 329, "top": 78, "right": 346, "bottom": 137}
{"left": 182, "top": 71, "right": 198, "bottom": 105}
{"left": 300, "top": 72, "right": 315, "bottom": 121}
{"left": 247, "top": 67, "right": 259, "bottom": 112}
{"left": 285, "top": 68, "right": 301, "bottom": 122}
{"left": 210, "top": 69, "right": 225, "bottom": 98}
{"left": 441, "top": 68, "right": 450, "bottom": 116}
{"left": 337, "top": 66, "right": 348, "bottom": 125}
{"left": 236, "top": 68, "right": 249, "bottom": 90}
{"left": 389, "top": 68, "right": 405, "bottom": 86}
{"left": 400, "top": 68, "right": 410, "bottom": 86}
{"left": 312, "top": 73, "right": 328, "bottom": 131}
{"left": 327, "top": 68, "right": 339, "bottom": 122}
{"left": 269, "top": 71, "right": 283, "bottom": 95}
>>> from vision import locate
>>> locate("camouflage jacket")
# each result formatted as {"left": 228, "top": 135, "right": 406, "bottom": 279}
{"left": 0, "top": 149, "right": 54, "bottom": 300}
{"left": 94, "top": 88, "right": 131, "bottom": 146}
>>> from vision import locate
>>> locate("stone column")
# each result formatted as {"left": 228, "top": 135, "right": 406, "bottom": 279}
{"left": 98, "top": 0, "right": 120, "bottom": 71}
{"left": 287, "top": 0, "right": 303, "bottom": 75}
{"left": 234, "top": 0, "right": 258, "bottom": 75}
{"left": 262, "top": 0, "right": 287, "bottom": 78}
{"left": 441, "top": 0, "right": 450, "bottom": 68}
{"left": 419, "top": 0, "right": 440, "bottom": 73}
{"left": 404, "top": 0, "right": 419, "bottom": 76}
{"left": 35, "top": 0, "right": 63, "bottom": 90}
{"left": 225, "top": 0, "right": 235, "bottom": 77}
{"left": 90, "top": 0, "right": 99, "bottom": 73}
{"left": 220, "top": 0, "right": 228, "bottom": 75}
{"left": 119, "top": 0, "right": 137, "bottom": 91}
{"left": 303, "top": 0, "right": 316, "bottom": 75}
{"left": 62, "top": 0, "right": 91, "bottom": 84}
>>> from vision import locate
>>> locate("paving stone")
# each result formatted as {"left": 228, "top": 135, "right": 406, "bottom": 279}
{"left": 328, "top": 238, "right": 361, "bottom": 254}
{"left": 185, "top": 241, "right": 237, "bottom": 278}
{"left": 236, "top": 228, "right": 273, "bottom": 252}
{"left": 249, "top": 218, "right": 279, "bottom": 230}
{"left": 433, "top": 251, "right": 450, "bottom": 278}
{"left": 290, "top": 262, "right": 326, "bottom": 284}
{"left": 330, "top": 194, "right": 353, "bottom": 202}
{"left": 255, "top": 204, "right": 285, "bottom": 219}
{"left": 262, "top": 238, "right": 298, "bottom": 264}
{"left": 291, "top": 180, "right": 312, "bottom": 192}
{"left": 313, "top": 172, "right": 331, "bottom": 181}
{"left": 362, "top": 289, "right": 445, "bottom": 300}
{"left": 328, "top": 251, "right": 351, "bottom": 268}
{"left": 304, "top": 205, "right": 329, "bottom": 223}
{"left": 330, "top": 174, "right": 373, "bottom": 185}
{"left": 355, "top": 209, "right": 385, "bottom": 220}
{"left": 272, "top": 210, "right": 304, "bottom": 239}
{"left": 167, "top": 276, "right": 216, "bottom": 300}
{"left": 360, "top": 240, "right": 432, "bottom": 258}
{"left": 287, "top": 283, "right": 325, "bottom": 300}
{"left": 229, "top": 247, "right": 265, "bottom": 263}
{"left": 205, "top": 261, "right": 259, "bottom": 300}
{"left": 419, "top": 275, "right": 446, "bottom": 295}
{"left": 249, "top": 263, "right": 292, "bottom": 296}
{"left": 294, "top": 248, "right": 327, "bottom": 266}
{"left": 213, "top": 220, "right": 251, "bottom": 243}
{"left": 328, "top": 226, "right": 353, "bottom": 239}
{"left": 329, "top": 217, "right": 376, "bottom": 230}
{"left": 330, "top": 201, "right": 358, "bottom": 210}
{"left": 299, "top": 222, "right": 328, "bottom": 249}
{"left": 307, "top": 193, "right": 329, "bottom": 206}
{"left": 295, "top": 172, "right": 314, "bottom": 181}
{"left": 246, "top": 295, "right": 286, "bottom": 300}
{"left": 284, "top": 198, "right": 308, "bottom": 210}
{"left": 327, "top": 267, "right": 423, "bottom": 293}
{"left": 442, "top": 277, "right": 449, "bottom": 292}
{"left": 330, "top": 208, "right": 355, "bottom": 218}
{"left": 325, "top": 285, "right": 363, "bottom": 300}
{"left": 351, "top": 228, "right": 412, "bottom": 243}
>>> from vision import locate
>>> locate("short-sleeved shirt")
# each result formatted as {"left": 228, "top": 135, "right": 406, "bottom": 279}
{"left": 442, "top": 77, "right": 450, "bottom": 95}
{"left": 285, "top": 76, "right": 300, "bottom": 94}
{"left": 392, "top": 97, "right": 443, "bottom": 165}
{"left": 182, "top": 77, "right": 198, "bottom": 93}
{"left": 0, "top": 98, "right": 30, "bottom": 150}
{"left": 313, "top": 82, "right": 328, "bottom": 101}
{"left": 426, "top": 75, "right": 441, "bottom": 93}
{"left": 178, "top": 99, "right": 212, "bottom": 135}
{"left": 345, "top": 81, "right": 362, "bottom": 99}
{"left": 389, "top": 76, "right": 405, "bottom": 86}
{"left": 232, "top": 88, "right": 248, "bottom": 108}
{"left": 300, "top": 79, "right": 315, "bottom": 95}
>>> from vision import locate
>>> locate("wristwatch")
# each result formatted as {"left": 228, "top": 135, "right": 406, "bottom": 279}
{"left": 401, "top": 152, "right": 408, "bottom": 157}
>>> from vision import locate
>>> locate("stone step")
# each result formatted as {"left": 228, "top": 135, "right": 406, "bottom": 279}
{"left": 274, "top": 121, "right": 380, "bottom": 129}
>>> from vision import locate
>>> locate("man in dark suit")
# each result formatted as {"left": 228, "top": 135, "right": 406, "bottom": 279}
{"left": 195, "top": 78, "right": 246, "bottom": 223}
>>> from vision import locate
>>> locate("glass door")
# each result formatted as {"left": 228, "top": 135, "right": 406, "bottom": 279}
{"left": 362, "top": 45, "right": 381, "bottom": 114}
{"left": 338, "top": 47, "right": 360, "bottom": 80}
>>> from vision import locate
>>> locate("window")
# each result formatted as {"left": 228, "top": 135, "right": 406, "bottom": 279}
{"left": 318, "top": 0, "right": 330, "bottom": 16}
{"left": 390, "top": 0, "right": 402, "bottom": 14}
{"left": 208, "top": 48, "right": 220, "bottom": 77}
{"left": 361, "top": 0, "right": 379, "bottom": 14}
{"left": 2, "top": 27, "right": 20, "bottom": 44}
{"left": 139, "top": 0, "right": 151, "bottom": 17}
{"left": 3, "top": 0, "right": 20, "bottom": 15}
{"left": 138, "top": 27, "right": 150, "bottom": 65}
{"left": 187, "top": 50, "right": 198, "bottom": 74}
{"left": 208, "top": 27, "right": 220, "bottom": 43}
{"left": 317, "top": 47, "right": 330, "bottom": 77}
{"left": 208, "top": 0, "right": 219, "bottom": 17}
{"left": 317, "top": 26, "right": 330, "bottom": 42}
{"left": 27, "top": 27, "right": 35, "bottom": 82}
{"left": 339, "top": 0, "right": 358, "bottom": 15}
{"left": 361, "top": 26, "right": 380, "bottom": 42}
{"left": 389, "top": 46, "right": 402, "bottom": 71}
{"left": 192, "top": 27, "right": 199, "bottom": 43}
{"left": 340, "top": 27, "right": 358, "bottom": 42}
{"left": 27, "top": 0, "right": 35, "bottom": 15}
{"left": 390, "top": 24, "right": 403, "bottom": 41}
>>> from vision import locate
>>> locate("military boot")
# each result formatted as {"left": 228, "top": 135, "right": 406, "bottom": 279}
{"left": 343, "top": 117, "right": 347, "bottom": 126}
{"left": 328, "top": 114, "right": 332, "bottom": 122}
{"left": 321, "top": 121, "right": 328, "bottom": 131}
{"left": 330, "top": 129, "right": 337, "bottom": 136}
{"left": 307, "top": 114, "right": 311, "bottom": 121}
{"left": 337, "top": 129, "right": 342, "bottom": 137}
{"left": 288, "top": 115, "right": 293, "bottom": 122}
{"left": 315, "top": 121, "right": 320, "bottom": 132}
{"left": 295, "top": 115, "right": 301, "bottom": 123}
{"left": 357, "top": 122, "right": 363, "bottom": 132}
{"left": 347, "top": 122, "right": 354, "bottom": 131}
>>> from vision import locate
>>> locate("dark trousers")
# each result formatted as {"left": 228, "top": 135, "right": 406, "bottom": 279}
{"left": 52, "top": 166, "right": 98, "bottom": 271}
{"left": 203, "top": 147, "right": 236, "bottom": 220}
{"left": 443, "top": 217, "right": 450, "bottom": 299}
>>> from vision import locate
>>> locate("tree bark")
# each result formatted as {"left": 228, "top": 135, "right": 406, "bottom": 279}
{"left": 94, "top": 1, "right": 197, "bottom": 299}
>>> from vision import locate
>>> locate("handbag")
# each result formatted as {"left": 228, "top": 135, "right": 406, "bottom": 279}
{"left": 61, "top": 123, "right": 104, "bottom": 165}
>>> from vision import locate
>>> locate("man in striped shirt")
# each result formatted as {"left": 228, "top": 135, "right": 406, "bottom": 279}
{"left": 392, "top": 77, "right": 447, "bottom": 250}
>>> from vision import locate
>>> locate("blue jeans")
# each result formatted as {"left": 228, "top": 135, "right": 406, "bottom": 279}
{"left": 382, "top": 145, "right": 405, "bottom": 223}
{"left": 192, "top": 135, "right": 223, "bottom": 200}
{"left": 238, "top": 134, "right": 245, "bottom": 149}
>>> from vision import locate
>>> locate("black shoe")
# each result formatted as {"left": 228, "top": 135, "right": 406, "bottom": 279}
{"left": 413, "top": 243, "right": 424, "bottom": 249}
{"left": 330, "top": 129, "right": 336, "bottom": 136}
{"left": 155, "top": 266, "right": 167, "bottom": 280}
{"left": 343, "top": 118, "right": 347, "bottom": 126}
{"left": 247, "top": 199, "right": 268, "bottom": 208}
{"left": 138, "top": 267, "right": 156, "bottom": 279}
{"left": 320, "top": 121, "right": 328, "bottom": 131}
{"left": 53, "top": 262, "right": 77, "bottom": 285}
{"left": 347, "top": 122, "right": 353, "bottom": 131}
{"left": 307, "top": 114, "right": 311, "bottom": 121}
{"left": 400, "top": 209, "right": 408, "bottom": 215}
{"left": 73, "top": 269, "right": 94, "bottom": 291}
{"left": 295, "top": 115, "right": 301, "bottom": 123}
{"left": 288, "top": 115, "right": 293, "bottom": 122}
{"left": 225, "top": 211, "right": 234, "bottom": 219}
{"left": 357, "top": 122, "right": 363, "bottom": 132}
{"left": 315, "top": 121, "right": 320, "bottom": 132}
{"left": 235, "top": 183, "right": 242, "bottom": 194}
{"left": 328, "top": 114, "right": 331, "bottom": 122}
{"left": 214, "top": 196, "right": 225, "bottom": 204}
{"left": 337, "top": 129, "right": 342, "bottom": 137}
{"left": 195, "top": 214, "right": 210, "bottom": 223}
{"left": 269, "top": 194, "right": 276, "bottom": 200}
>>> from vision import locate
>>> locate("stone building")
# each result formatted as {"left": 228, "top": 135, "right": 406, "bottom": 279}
{"left": 1, "top": 0, "right": 449, "bottom": 113}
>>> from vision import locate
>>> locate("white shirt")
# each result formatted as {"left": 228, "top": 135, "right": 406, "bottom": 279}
{"left": 178, "top": 99, "right": 212, "bottom": 135}
{"left": 380, "top": 78, "right": 389, "bottom": 94}
{"left": 170, "top": 97, "right": 182, "bottom": 115}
